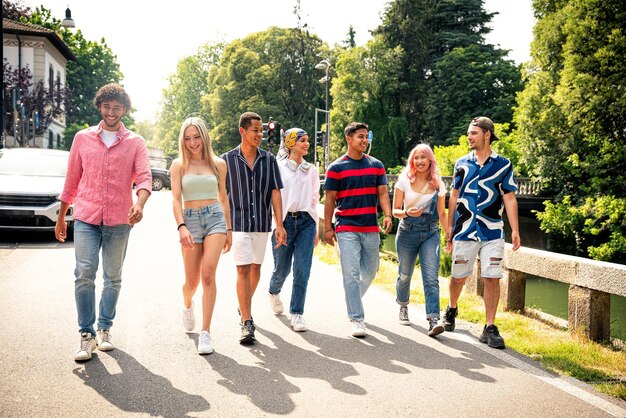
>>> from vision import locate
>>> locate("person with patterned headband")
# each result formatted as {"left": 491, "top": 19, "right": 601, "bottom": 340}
{"left": 444, "top": 116, "right": 521, "bottom": 349}
{"left": 267, "top": 128, "right": 320, "bottom": 332}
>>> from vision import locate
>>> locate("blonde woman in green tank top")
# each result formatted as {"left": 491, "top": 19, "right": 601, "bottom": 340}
{"left": 170, "top": 117, "right": 232, "bottom": 355}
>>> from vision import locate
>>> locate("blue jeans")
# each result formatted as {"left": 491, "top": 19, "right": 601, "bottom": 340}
{"left": 337, "top": 232, "right": 380, "bottom": 321}
{"left": 74, "top": 220, "right": 131, "bottom": 335}
{"left": 395, "top": 220, "right": 441, "bottom": 319}
{"left": 269, "top": 213, "right": 316, "bottom": 314}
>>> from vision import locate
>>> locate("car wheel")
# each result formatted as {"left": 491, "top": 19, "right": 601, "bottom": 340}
{"left": 152, "top": 176, "right": 164, "bottom": 191}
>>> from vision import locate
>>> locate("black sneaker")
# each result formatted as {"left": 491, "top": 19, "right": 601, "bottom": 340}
{"left": 239, "top": 319, "right": 256, "bottom": 344}
{"left": 428, "top": 318, "right": 444, "bottom": 337}
{"left": 237, "top": 308, "right": 253, "bottom": 326}
{"left": 443, "top": 306, "right": 457, "bottom": 331}
{"left": 479, "top": 324, "right": 505, "bottom": 349}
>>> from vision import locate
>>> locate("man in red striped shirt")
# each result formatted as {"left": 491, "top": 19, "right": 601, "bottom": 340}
{"left": 324, "top": 122, "right": 392, "bottom": 337}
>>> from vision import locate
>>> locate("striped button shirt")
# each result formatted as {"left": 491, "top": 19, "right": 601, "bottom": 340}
{"left": 221, "top": 146, "right": 283, "bottom": 232}
{"left": 324, "top": 154, "right": 388, "bottom": 233}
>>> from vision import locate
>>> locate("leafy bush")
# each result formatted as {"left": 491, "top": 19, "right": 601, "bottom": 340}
{"left": 536, "top": 196, "right": 626, "bottom": 264}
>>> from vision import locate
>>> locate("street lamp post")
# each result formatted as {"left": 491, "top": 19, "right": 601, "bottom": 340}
{"left": 315, "top": 59, "right": 331, "bottom": 171}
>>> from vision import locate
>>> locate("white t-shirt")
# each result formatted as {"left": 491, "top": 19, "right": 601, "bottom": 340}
{"left": 395, "top": 174, "right": 446, "bottom": 210}
{"left": 99, "top": 130, "right": 117, "bottom": 148}
{"left": 274, "top": 159, "right": 320, "bottom": 226}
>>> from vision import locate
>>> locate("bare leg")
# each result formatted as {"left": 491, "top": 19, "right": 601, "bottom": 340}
{"left": 200, "top": 233, "right": 226, "bottom": 331}
{"left": 182, "top": 245, "right": 202, "bottom": 309}
{"left": 482, "top": 277, "right": 500, "bottom": 325}
{"left": 448, "top": 277, "right": 466, "bottom": 309}
{"left": 237, "top": 264, "right": 252, "bottom": 320}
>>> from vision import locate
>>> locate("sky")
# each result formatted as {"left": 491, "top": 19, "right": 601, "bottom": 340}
{"left": 22, "top": 0, "right": 535, "bottom": 122}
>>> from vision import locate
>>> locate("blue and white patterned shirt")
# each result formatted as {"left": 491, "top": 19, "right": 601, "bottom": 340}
{"left": 451, "top": 151, "right": 517, "bottom": 242}
{"left": 221, "top": 146, "right": 283, "bottom": 232}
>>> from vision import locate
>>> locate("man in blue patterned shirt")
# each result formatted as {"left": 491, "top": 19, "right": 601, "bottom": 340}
{"left": 443, "top": 117, "right": 521, "bottom": 349}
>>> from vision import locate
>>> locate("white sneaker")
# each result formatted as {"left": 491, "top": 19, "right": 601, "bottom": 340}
{"left": 269, "top": 293, "right": 284, "bottom": 315}
{"left": 182, "top": 302, "right": 195, "bottom": 333}
{"left": 290, "top": 314, "right": 307, "bottom": 332}
{"left": 97, "top": 329, "right": 114, "bottom": 351}
{"left": 351, "top": 320, "right": 367, "bottom": 337}
{"left": 74, "top": 332, "right": 96, "bottom": 361}
{"left": 198, "top": 330, "right": 214, "bottom": 355}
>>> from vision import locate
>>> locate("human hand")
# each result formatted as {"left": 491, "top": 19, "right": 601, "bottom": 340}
{"left": 128, "top": 203, "right": 144, "bottom": 225}
{"left": 179, "top": 227, "right": 195, "bottom": 249}
{"left": 55, "top": 219, "right": 67, "bottom": 243}
{"left": 314, "top": 233, "right": 319, "bottom": 247}
{"left": 511, "top": 230, "right": 521, "bottom": 251}
{"left": 382, "top": 216, "right": 393, "bottom": 234}
{"left": 273, "top": 226, "right": 287, "bottom": 249}
{"left": 405, "top": 207, "right": 423, "bottom": 218}
{"left": 324, "top": 229, "right": 336, "bottom": 246}
{"left": 222, "top": 231, "right": 232, "bottom": 253}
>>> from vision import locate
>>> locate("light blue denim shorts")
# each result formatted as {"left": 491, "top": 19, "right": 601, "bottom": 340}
{"left": 183, "top": 202, "right": 227, "bottom": 243}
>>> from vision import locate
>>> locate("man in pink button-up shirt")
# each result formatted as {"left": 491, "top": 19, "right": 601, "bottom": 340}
{"left": 55, "top": 83, "right": 152, "bottom": 362}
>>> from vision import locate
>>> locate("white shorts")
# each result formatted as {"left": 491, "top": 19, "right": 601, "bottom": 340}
{"left": 231, "top": 232, "right": 270, "bottom": 266}
{"left": 451, "top": 239, "right": 505, "bottom": 279}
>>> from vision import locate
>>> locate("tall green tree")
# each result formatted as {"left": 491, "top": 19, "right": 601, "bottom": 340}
{"left": 515, "top": 0, "right": 626, "bottom": 263}
{"left": 330, "top": 36, "right": 407, "bottom": 166}
{"left": 16, "top": 4, "right": 125, "bottom": 147}
{"left": 155, "top": 41, "right": 223, "bottom": 157}
{"left": 424, "top": 44, "right": 523, "bottom": 145}
{"left": 207, "top": 27, "right": 328, "bottom": 154}
{"left": 374, "top": 0, "right": 497, "bottom": 145}
{"left": 516, "top": 0, "right": 626, "bottom": 197}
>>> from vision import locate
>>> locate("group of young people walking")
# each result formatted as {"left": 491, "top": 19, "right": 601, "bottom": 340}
{"left": 56, "top": 83, "right": 520, "bottom": 362}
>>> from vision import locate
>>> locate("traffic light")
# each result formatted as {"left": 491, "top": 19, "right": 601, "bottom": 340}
{"left": 316, "top": 131, "right": 324, "bottom": 147}
{"left": 262, "top": 122, "right": 268, "bottom": 140}
{"left": 267, "top": 120, "right": 276, "bottom": 143}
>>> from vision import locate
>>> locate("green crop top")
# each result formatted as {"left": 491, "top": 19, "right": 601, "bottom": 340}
{"left": 182, "top": 174, "right": 218, "bottom": 201}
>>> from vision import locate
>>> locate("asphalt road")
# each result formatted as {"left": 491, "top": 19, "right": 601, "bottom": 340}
{"left": 1, "top": 191, "right": 625, "bottom": 417}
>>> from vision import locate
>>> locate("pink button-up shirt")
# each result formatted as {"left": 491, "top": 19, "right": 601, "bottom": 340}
{"left": 60, "top": 121, "right": 152, "bottom": 226}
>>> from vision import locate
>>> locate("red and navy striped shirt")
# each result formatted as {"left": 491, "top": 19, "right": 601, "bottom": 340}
{"left": 324, "top": 154, "right": 388, "bottom": 233}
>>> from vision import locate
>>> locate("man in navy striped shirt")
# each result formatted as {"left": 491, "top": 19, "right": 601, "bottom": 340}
{"left": 324, "top": 122, "right": 393, "bottom": 337}
{"left": 221, "top": 112, "right": 286, "bottom": 344}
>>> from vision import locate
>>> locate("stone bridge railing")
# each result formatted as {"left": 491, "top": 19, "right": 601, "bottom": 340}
{"left": 466, "top": 244, "right": 626, "bottom": 342}
{"left": 320, "top": 175, "right": 543, "bottom": 198}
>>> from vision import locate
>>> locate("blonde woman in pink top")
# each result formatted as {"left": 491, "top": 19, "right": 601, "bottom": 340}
{"left": 55, "top": 83, "right": 152, "bottom": 362}
{"left": 170, "top": 117, "right": 232, "bottom": 354}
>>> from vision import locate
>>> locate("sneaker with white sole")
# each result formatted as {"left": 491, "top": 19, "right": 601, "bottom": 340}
{"left": 399, "top": 306, "right": 410, "bottom": 325}
{"left": 182, "top": 302, "right": 195, "bottom": 333}
{"left": 97, "top": 329, "right": 114, "bottom": 351}
{"left": 269, "top": 293, "right": 284, "bottom": 315}
{"left": 427, "top": 318, "right": 445, "bottom": 337}
{"left": 351, "top": 320, "right": 367, "bottom": 337}
{"left": 291, "top": 314, "right": 307, "bottom": 332}
{"left": 198, "top": 330, "right": 214, "bottom": 354}
{"left": 74, "top": 332, "right": 96, "bottom": 361}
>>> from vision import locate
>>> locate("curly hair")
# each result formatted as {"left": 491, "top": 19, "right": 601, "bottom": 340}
{"left": 94, "top": 83, "right": 131, "bottom": 110}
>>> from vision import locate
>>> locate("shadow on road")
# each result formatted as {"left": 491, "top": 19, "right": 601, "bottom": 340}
{"left": 73, "top": 349, "right": 209, "bottom": 416}
{"left": 296, "top": 323, "right": 499, "bottom": 383}
{"left": 188, "top": 330, "right": 299, "bottom": 415}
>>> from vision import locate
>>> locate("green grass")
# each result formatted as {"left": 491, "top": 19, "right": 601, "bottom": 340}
{"left": 314, "top": 244, "right": 626, "bottom": 400}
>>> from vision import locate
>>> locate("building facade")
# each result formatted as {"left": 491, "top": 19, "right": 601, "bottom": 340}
{"left": 2, "top": 18, "right": 75, "bottom": 149}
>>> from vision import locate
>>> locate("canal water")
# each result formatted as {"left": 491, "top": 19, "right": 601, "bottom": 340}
{"left": 382, "top": 213, "right": 626, "bottom": 340}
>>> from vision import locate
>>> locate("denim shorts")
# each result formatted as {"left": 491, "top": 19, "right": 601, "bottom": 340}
{"left": 451, "top": 239, "right": 505, "bottom": 279}
{"left": 183, "top": 202, "right": 227, "bottom": 243}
